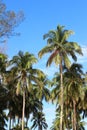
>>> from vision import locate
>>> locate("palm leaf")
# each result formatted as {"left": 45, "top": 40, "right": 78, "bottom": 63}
{"left": 16, "top": 81, "right": 21, "bottom": 95}
{"left": 46, "top": 50, "right": 59, "bottom": 67}
{"left": 61, "top": 30, "right": 74, "bottom": 43}
{"left": 38, "top": 45, "right": 54, "bottom": 58}
{"left": 63, "top": 54, "right": 71, "bottom": 69}
{"left": 72, "top": 42, "right": 83, "bottom": 55}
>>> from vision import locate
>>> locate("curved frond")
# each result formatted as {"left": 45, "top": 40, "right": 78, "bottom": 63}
{"left": 63, "top": 54, "right": 71, "bottom": 69}
{"left": 46, "top": 50, "right": 59, "bottom": 67}
{"left": 38, "top": 45, "right": 54, "bottom": 58}
{"left": 43, "top": 30, "right": 56, "bottom": 41}
{"left": 61, "top": 30, "right": 74, "bottom": 43}
{"left": 29, "top": 75, "right": 44, "bottom": 89}
{"left": 16, "top": 81, "right": 21, "bottom": 95}
{"left": 72, "top": 42, "right": 83, "bottom": 55}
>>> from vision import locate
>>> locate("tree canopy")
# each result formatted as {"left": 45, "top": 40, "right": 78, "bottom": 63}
{"left": 0, "top": 0, "right": 24, "bottom": 42}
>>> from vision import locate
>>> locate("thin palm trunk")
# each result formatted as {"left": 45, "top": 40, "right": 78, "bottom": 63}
{"left": 9, "top": 117, "right": 11, "bottom": 130}
{"left": 38, "top": 124, "right": 42, "bottom": 130}
{"left": 66, "top": 85, "right": 69, "bottom": 130}
{"left": 66, "top": 106, "right": 70, "bottom": 130}
{"left": 22, "top": 90, "right": 25, "bottom": 130}
{"left": 40, "top": 100, "right": 43, "bottom": 130}
{"left": 72, "top": 111, "right": 74, "bottom": 130}
{"left": 59, "top": 57, "right": 63, "bottom": 130}
{"left": 73, "top": 100, "right": 76, "bottom": 130}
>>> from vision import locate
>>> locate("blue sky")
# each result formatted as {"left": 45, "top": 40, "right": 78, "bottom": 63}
{"left": 2, "top": 0, "right": 87, "bottom": 129}
{"left": 3, "top": 0, "right": 87, "bottom": 70}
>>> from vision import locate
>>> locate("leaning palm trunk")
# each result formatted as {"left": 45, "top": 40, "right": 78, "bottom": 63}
{"left": 22, "top": 90, "right": 25, "bottom": 130}
{"left": 59, "top": 57, "right": 63, "bottom": 130}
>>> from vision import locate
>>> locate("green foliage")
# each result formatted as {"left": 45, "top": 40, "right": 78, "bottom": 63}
{"left": 0, "top": 13, "right": 86, "bottom": 130}
{"left": 31, "top": 111, "right": 48, "bottom": 130}
{"left": 12, "top": 124, "right": 30, "bottom": 130}
{"left": 38, "top": 25, "right": 82, "bottom": 68}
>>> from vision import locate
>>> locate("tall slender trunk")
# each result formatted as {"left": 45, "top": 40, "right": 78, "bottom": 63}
{"left": 73, "top": 100, "right": 76, "bottom": 130}
{"left": 59, "top": 57, "right": 63, "bottom": 130}
{"left": 9, "top": 117, "right": 11, "bottom": 130}
{"left": 40, "top": 100, "right": 43, "bottom": 130}
{"left": 22, "top": 90, "right": 25, "bottom": 130}
{"left": 66, "top": 86, "right": 69, "bottom": 130}
{"left": 66, "top": 106, "right": 70, "bottom": 130}
{"left": 72, "top": 109, "right": 74, "bottom": 130}
{"left": 38, "top": 124, "right": 42, "bottom": 130}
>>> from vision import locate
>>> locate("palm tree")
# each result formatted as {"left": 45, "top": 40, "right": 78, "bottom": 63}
{"left": 35, "top": 75, "right": 50, "bottom": 102}
{"left": 63, "top": 63, "right": 84, "bottom": 130}
{"left": 0, "top": 53, "right": 8, "bottom": 129}
{"left": 38, "top": 25, "right": 83, "bottom": 130}
{"left": 50, "top": 63, "right": 85, "bottom": 129}
{"left": 9, "top": 51, "right": 45, "bottom": 130}
{"left": 0, "top": 83, "right": 8, "bottom": 130}
{"left": 50, "top": 72, "right": 68, "bottom": 129}
{"left": 31, "top": 111, "right": 48, "bottom": 130}
{"left": 29, "top": 73, "right": 50, "bottom": 130}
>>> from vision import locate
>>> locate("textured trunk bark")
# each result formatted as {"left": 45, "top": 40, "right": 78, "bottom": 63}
{"left": 22, "top": 90, "right": 25, "bottom": 130}
{"left": 73, "top": 100, "right": 76, "bottom": 130}
{"left": 59, "top": 57, "right": 63, "bottom": 130}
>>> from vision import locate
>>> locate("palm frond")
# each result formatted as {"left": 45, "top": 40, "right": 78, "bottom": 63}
{"left": 16, "top": 81, "right": 21, "bottom": 95}
{"left": 63, "top": 54, "right": 71, "bottom": 69}
{"left": 46, "top": 50, "right": 59, "bottom": 67}
{"left": 72, "top": 42, "right": 83, "bottom": 55}
{"left": 38, "top": 46, "right": 54, "bottom": 58}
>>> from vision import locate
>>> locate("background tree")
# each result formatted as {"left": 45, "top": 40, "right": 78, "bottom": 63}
{"left": 0, "top": 0, "right": 24, "bottom": 40}
{"left": 0, "top": 0, "right": 24, "bottom": 54}
{"left": 9, "top": 51, "right": 46, "bottom": 130}
{"left": 63, "top": 63, "right": 85, "bottom": 130}
{"left": 0, "top": 53, "right": 8, "bottom": 130}
{"left": 31, "top": 111, "right": 48, "bottom": 130}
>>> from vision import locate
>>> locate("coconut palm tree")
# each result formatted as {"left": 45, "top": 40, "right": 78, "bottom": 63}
{"left": 63, "top": 63, "right": 84, "bottom": 130}
{"left": 9, "top": 51, "right": 46, "bottom": 130}
{"left": 0, "top": 84, "right": 8, "bottom": 130}
{"left": 31, "top": 111, "right": 48, "bottom": 130}
{"left": 0, "top": 53, "right": 8, "bottom": 129}
{"left": 29, "top": 74, "right": 50, "bottom": 130}
{"left": 50, "top": 63, "right": 85, "bottom": 129}
{"left": 35, "top": 75, "right": 50, "bottom": 102}
{"left": 38, "top": 25, "right": 83, "bottom": 130}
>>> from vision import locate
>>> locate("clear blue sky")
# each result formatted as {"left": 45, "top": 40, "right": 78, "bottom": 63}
{"left": 3, "top": 0, "right": 87, "bottom": 70}
{"left": 3, "top": 0, "right": 87, "bottom": 129}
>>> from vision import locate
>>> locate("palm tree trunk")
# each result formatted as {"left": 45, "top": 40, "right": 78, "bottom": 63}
{"left": 9, "top": 117, "right": 11, "bottom": 130}
{"left": 66, "top": 107, "right": 69, "bottom": 130}
{"left": 38, "top": 125, "right": 42, "bottom": 130}
{"left": 22, "top": 90, "right": 25, "bottom": 130}
{"left": 73, "top": 100, "right": 76, "bottom": 130}
{"left": 66, "top": 86, "right": 69, "bottom": 130}
{"left": 59, "top": 57, "right": 63, "bottom": 130}
{"left": 72, "top": 110, "right": 74, "bottom": 130}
